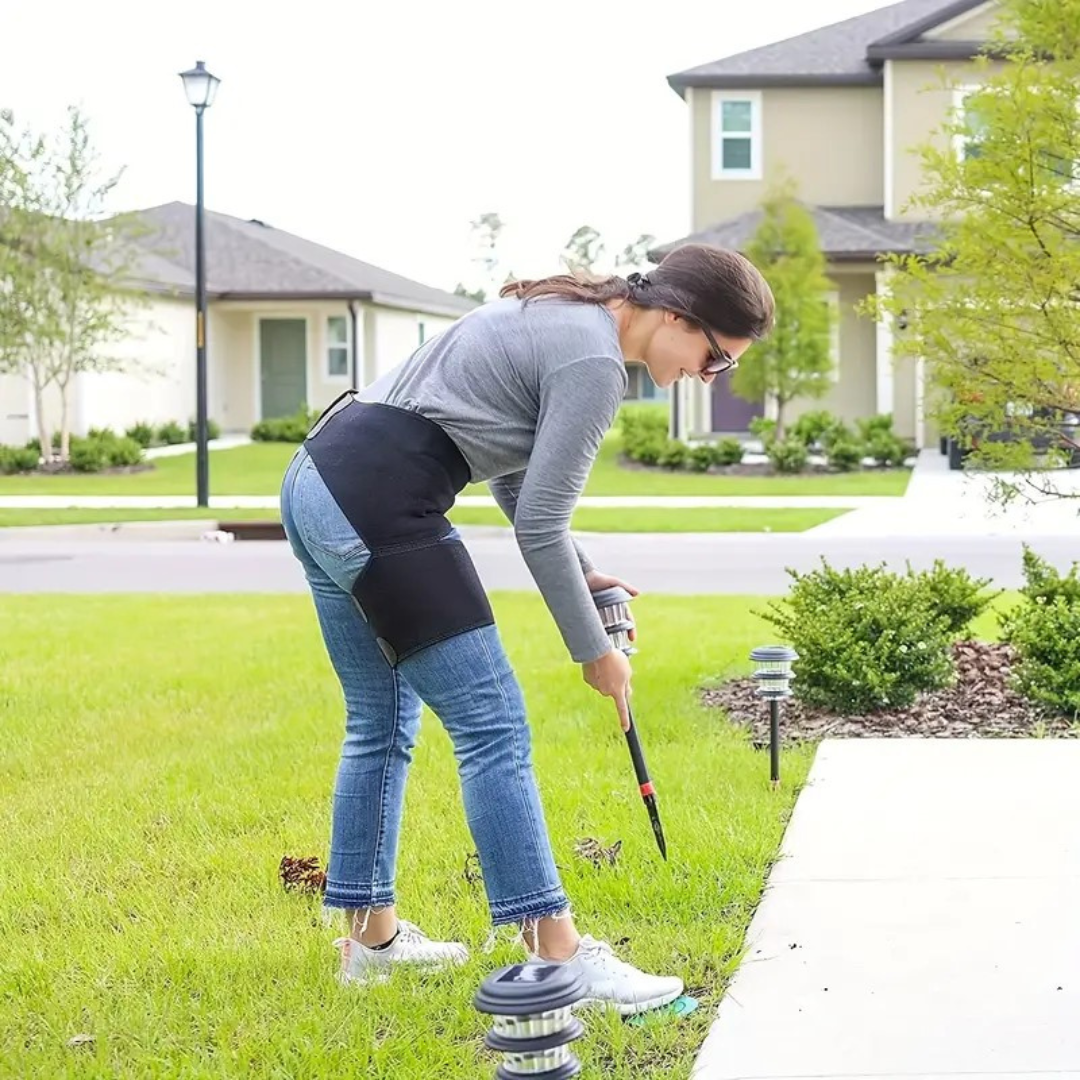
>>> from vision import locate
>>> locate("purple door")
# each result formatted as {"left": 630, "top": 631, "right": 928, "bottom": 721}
{"left": 710, "top": 372, "right": 764, "bottom": 433}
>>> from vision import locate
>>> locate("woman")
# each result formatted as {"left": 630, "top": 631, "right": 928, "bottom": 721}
{"left": 280, "top": 242, "right": 774, "bottom": 1015}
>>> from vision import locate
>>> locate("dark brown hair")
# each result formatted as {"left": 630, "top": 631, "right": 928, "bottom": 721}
{"left": 499, "top": 242, "right": 775, "bottom": 341}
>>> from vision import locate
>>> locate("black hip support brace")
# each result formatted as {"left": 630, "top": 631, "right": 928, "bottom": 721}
{"left": 303, "top": 393, "right": 494, "bottom": 666}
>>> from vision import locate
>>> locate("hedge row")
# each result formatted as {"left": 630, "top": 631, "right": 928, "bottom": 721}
{"left": 620, "top": 407, "right": 914, "bottom": 474}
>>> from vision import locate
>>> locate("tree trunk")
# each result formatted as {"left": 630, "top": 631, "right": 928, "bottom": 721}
{"left": 774, "top": 398, "right": 787, "bottom": 441}
{"left": 32, "top": 377, "right": 51, "bottom": 466}
{"left": 58, "top": 378, "right": 70, "bottom": 463}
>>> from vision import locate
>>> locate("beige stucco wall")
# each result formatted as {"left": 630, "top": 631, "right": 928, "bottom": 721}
{"left": 784, "top": 272, "right": 880, "bottom": 432}
{"left": 889, "top": 57, "right": 1005, "bottom": 219}
{"left": 74, "top": 296, "right": 196, "bottom": 435}
{"left": 691, "top": 86, "right": 884, "bottom": 228}
{"left": 925, "top": 1, "right": 1003, "bottom": 41}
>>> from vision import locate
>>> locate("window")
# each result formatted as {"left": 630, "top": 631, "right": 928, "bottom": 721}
{"left": 954, "top": 83, "right": 1079, "bottom": 188}
{"left": 326, "top": 315, "right": 349, "bottom": 378}
{"left": 954, "top": 85, "right": 990, "bottom": 161}
{"left": 712, "top": 92, "right": 762, "bottom": 180}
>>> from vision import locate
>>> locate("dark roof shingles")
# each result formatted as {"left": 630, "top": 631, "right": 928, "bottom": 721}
{"left": 649, "top": 204, "right": 940, "bottom": 261}
{"left": 667, "top": 0, "right": 981, "bottom": 89}
{"left": 124, "top": 202, "right": 475, "bottom": 314}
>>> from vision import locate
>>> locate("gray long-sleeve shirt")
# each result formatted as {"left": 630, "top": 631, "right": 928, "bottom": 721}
{"left": 357, "top": 296, "right": 627, "bottom": 663}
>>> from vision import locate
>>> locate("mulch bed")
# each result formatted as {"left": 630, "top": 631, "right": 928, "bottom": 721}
{"left": 21, "top": 462, "right": 155, "bottom": 477}
{"left": 702, "top": 640, "right": 1078, "bottom": 741}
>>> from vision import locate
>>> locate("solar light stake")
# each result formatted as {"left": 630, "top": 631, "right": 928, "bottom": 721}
{"left": 474, "top": 963, "right": 586, "bottom": 1079}
{"left": 591, "top": 586, "right": 667, "bottom": 860}
{"left": 749, "top": 645, "right": 799, "bottom": 788}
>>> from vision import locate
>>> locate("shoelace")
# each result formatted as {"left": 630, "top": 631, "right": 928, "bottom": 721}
{"left": 396, "top": 920, "right": 427, "bottom": 946}
{"left": 579, "top": 937, "right": 637, "bottom": 975}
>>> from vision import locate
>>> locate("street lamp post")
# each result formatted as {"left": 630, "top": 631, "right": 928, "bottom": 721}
{"left": 179, "top": 60, "right": 221, "bottom": 508}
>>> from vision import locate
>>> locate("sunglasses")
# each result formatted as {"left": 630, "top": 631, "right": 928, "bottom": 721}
{"left": 679, "top": 313, "right": 737, "bottom": 375}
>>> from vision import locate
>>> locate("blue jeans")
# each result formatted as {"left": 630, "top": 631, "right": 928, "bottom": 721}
{"left": 280, "top": 445, "right": 569, "bottom": 926}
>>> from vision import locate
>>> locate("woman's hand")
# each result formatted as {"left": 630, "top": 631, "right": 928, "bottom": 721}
{"left": 582, "top": 647, "right": 633, "bottom": 732}
{"left": 585, "top": 569, "right": 640, "bottom": 643}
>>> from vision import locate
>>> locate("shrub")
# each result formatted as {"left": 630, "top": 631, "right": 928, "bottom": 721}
{"left": 857, "top": 413, "right": 895, "bottom": 442}
{"left": 125, "top": 422, "right": 156, "bottom": 448}
{"left": 711, "top": 437, "right": 745, "bottom": 466}
{"left": 0, "top": 446, "right": 39, "bottom": 474}
{"left": 104, "top": 435, "right": 144, "bottom": 468}
{"left": 790, "top": 410, "right": 837, "bottom": 449}
{"left": 1003, "top": 597, "right": 1080, "bottom": 718}
{"left": 155, "top": 420, "right": 187, "bottom": 445}
{"left": 687, "top": 445, "right": 714, "bottom": 472}
{"left": 826, "top": 439, "right": 863, "bottom": 472}
{"left": 767, "top": 437, "right": 809, "bottom": 474}
{"left": 907, "top": 559, "right": 999, "bottom": 637}
{"left": 657, "top": 439, "right": 689, "bottom": 469}
{"left": 748, "top": 416, "right": 777, "bottom": 448}
{"left": 70, "top": 438, "right": 109, "bottom": 473}
{"left": 251, "top": 405, "right": 320, "bottom": 443}
{"left": 998, "top": 546, "right": 1080, "bottom": 717}
{"left": 820, "top": 418, "right": 855, "bottom": 451}
{"left": 759, "top": 559, "right": 955, "bottom": 714}
{"left": 619, "top": 406, "right": 668, "bottom": 461}
{"left": 866, "top": 432, "right": 910, "bottom": 468}
{"left": 187, "top": 417, "right": 222, "bottom": 442}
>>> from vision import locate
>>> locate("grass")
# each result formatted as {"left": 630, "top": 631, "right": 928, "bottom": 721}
{"left": 0, "top": 593, "right": 813, "bottom": 1080}
{"left": 0, "top": 506, "right": 848, "bottom": 533}
{"left": 0, "top": 438, "right": 912, "bottom": 498}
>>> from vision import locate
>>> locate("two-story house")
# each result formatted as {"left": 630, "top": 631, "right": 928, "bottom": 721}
{"left": 651, "top": 0, "right": 1006, "bottom": 448}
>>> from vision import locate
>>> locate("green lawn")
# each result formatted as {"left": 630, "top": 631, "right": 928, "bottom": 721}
{"left": 0, "top": 438, "right": 912, "bottom": 497}
{"left": 0, "top": 593, "right": 812, "bottom": 1080}
{"left": 0, "top": 506, "right": 848, "bottom": 533}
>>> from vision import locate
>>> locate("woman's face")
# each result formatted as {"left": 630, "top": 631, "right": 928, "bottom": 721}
{"left": 641, "top": 310, "right": 753, "bottom": 389}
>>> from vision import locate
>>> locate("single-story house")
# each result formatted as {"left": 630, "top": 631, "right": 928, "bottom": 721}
{"left": 0, "top": 201, "right": 478, "bottom": 445}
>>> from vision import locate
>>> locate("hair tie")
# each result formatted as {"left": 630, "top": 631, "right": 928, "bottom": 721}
{"left": 626, "top": 271, "right": 650, "bottom": 289}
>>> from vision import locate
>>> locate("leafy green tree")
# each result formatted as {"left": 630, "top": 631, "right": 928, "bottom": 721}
{"left": 869, "top": 0, "right": 1080, "bottom": 501}
{"left": 736, "top": 178, "right": 835, "bottom": 438}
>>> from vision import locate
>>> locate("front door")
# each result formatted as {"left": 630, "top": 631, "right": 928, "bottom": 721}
{"left": 259, "top": 319, "right": 307, "bottom": 419}
{"left": 710, "top": 371, "right": 764, "bottom": 433}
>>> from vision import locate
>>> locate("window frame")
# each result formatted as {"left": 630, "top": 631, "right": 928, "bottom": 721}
{"left": 325, "top": 314, "right": 351, "bottom": 380}
{"left": 711, "top": 91, "right": 763, "bottom": 181}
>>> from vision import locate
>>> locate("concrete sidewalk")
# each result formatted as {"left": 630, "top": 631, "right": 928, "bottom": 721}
{"left": 692, "top": 739, "right": 1080, "bottom": 1079}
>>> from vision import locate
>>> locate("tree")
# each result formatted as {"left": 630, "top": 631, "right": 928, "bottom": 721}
{"left": 560, "top": 224, "right": 605, "bottom": 275}
{"left": 0, "top": 106, "right": 148, "bottom": 463}
{"left": 454, "top": 211, "right": 510, "bottom": 302}
{"left": 614, "top": 232, "right": 657, "bottom": 274}
{"left": 869, "top": 0, "right": 1080, "bottom": 502}
{"left": 735, "top": 178, "right": 835, "bottom": 438}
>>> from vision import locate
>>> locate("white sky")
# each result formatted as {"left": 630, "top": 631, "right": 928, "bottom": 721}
{"left": 1, "top": 0, "right": 886, "bottom": 294}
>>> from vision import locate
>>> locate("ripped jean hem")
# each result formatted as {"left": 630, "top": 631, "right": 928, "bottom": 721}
{"left": 489, "top": 888, "right": 571, "bottom": 927}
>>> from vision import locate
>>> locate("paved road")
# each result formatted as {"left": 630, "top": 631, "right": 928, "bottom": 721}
{"left": 0, "top": 527, "right": 1075, "bottom": 594}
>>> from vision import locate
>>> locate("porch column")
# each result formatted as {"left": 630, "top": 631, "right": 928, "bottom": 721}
{"left": 874, "top": 268, "right": 895, "bottom": 417}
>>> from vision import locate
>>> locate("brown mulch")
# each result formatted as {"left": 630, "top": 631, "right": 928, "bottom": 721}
{"left": 702, "top": 640, "right": 1078, "bottom": 741}
{"left": 29, "top": 462, "right": 154, "bottom": 477}
{"left": 616, "top": 453, "right": 908, "bottom": 479}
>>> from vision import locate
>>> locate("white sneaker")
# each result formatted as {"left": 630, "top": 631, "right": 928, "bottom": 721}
{"left": 334, "top": 920, "right": 469, "bottom": 985}
{"left": 528, "top": 935, "right": 684, "bottom": 1017}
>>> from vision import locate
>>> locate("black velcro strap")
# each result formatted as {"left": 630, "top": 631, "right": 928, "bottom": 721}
{"left": 351, "top": 536, "right": 494, "bottom": 665}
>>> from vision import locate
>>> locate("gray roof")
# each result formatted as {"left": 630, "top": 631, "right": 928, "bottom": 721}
{"left": 667, "top": 0, "right": 989, "bottom": 92}
{"left": 649, "top": 204, "right": 941, "bottom": 262}
{"left": 121, "top": 201, "right": 477, "bottom": 318}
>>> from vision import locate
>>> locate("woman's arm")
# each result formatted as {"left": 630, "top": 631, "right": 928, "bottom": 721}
{"left": 509, "top": 355, "right": 626, "bottom": 664}
{"left": 488, "top": 471, "right": 597, "bottom": 576}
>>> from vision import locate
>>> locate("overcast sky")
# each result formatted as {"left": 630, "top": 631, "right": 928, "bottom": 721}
{"left": 1, "top": 0, "right": 887, "bottom": 294}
